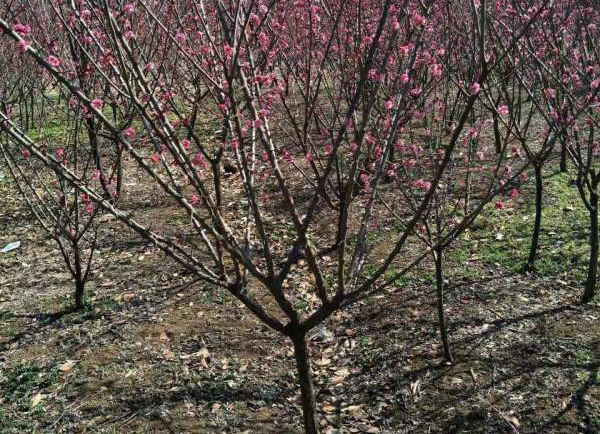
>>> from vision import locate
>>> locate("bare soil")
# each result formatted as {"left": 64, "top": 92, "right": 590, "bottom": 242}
{"left": 1, "top": 164, "right": 599, "bottom": 434}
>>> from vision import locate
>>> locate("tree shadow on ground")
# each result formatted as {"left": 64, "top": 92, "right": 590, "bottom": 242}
{"left": 351, "top": 281, "right": 598, "bottom": 433}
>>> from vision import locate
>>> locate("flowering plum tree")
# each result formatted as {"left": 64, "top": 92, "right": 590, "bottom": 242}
{"left": 487, "top": 0, "right": 600, "bottom": 298}
{"left": 0, "top": 0, "right": 573, "bottom": 432}
{"left": 0, "top": 105, "right": 102, "bottom": 310}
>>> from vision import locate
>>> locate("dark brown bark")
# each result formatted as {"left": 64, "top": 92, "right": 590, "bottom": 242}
{"left": 560, "top": 136, "right": 568, "bottom": 173}
{"left": 583, "top": 192, "right": 598, "bottom": 303}
{"left": 492, "top": 110, "right": 502, "bottom": 154}
{"left": 74, "top": 280, "right": 85, "bottom": 310}
{"left": 526, "top": 164, "right": 543, "bottom": 271}
{"left": 434, "top": 248, "right": 453, "bottom": 363}
{"left": 291, "top": 333, "right": 319, "bottom": 434}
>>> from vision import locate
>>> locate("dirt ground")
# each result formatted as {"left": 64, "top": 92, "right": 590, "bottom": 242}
{"left": 1, "top": 165, "right": 599, "bottom": 434}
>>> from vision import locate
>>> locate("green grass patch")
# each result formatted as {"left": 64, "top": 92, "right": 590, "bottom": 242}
{"left": 450, "top": 172, "right": 590, "bottom": 281}
{"left": 0, "top": 362, "right": 59, "bottom": 409}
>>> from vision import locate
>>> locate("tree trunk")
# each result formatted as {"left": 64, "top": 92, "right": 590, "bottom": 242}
{"left": 560, "top": 136, "right": 567, "bottom": 173}
{"left": 526, "top": 164, "right": 543, "bottom": 271}
{"left": 291, "top": 333, "right": 320, "bottom": 434}
{"left": 434, "top": 248, "right": 453, "bottom": 363}
{"left": 74, "top": 280, "right": 85, "bottom": 310}
{"left": 116, "top": 147, "right": 124, "bottom": 200}
{"left": 492, "top": 111, "right": 502, "bottom": 154}
{"left": 583, "top": 193, "right": 598, "bottom": 303}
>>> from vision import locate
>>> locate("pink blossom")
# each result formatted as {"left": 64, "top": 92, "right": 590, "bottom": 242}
{"left": 85, "top": 202, "right": 95, "bottom": 214}
{"left": 360, "top": 173, "right": 371, "bottom": 191}
{"left": 413, "top": 179, "right": 432, "bottom": 190}
{"left": 282, "top": 149, "right": 292, "bottom": 163}
{"left": 22, "top": 149, "right": 31, "bottom": 159}
{"left": 497, "top": 105, "right": 509, "bottom": 115}
{"left": 123, "top": 3, "right": 135, "bottom": 13}
{"left": 400, "top": 73, "right": 409, "bottom": 84}
{"left": 544, "top": 88, "right": 556, "bottom": 99}
{"left": 190, "top": 195, "right": 199, "bottom": 205}
{"left": 430, "top": 63, "right": 443, "bottom": 78}
{"left": 123, "top": 127, "right": 136, "bottom": 139}
{"left": 384, "top": 100, "right": 394, "bottom": 110}
{"left": 193, "top": 153, "right": 205, "bottom": 167}
{"left": 469, "top": 82, "right": 481, "bottom": 96}
{"left": 18, "top": 40, "right": 30, "bottom": 53}
{"left": 495, "top": 201, "right": 506, "bottom": 210}
{"left": 48, "top": 56, "right": 61, "bottom": 68}
{"left": 13, "top": 23, "right": 31, "bottom": 36}
{"left": 592, "top": 79, "right": 600, "bottom": 90}
{"left": 91, "top": 99, "right": 104, "bottom": 110}
{"left": 258, "top": 32, "right": 269, "bottom": 49}
{"left": 175, "top": 32, "right": 187, "bottom": 43}
{"left": 509, "top": 188, "right": 519, "bottom": 198}
{"left": 410, "top": 87, "right": 422, "bottom": 97}
{"left": 324, "top": 144, "right": 333, "bottom": 154}
{"left": 181, "top": 139, "right": 191, "bottom": 149}
{"left": 411, "top": 13, "right": 426, "bottom": 27}
{"left": 151, "top": 152, "right": 161, "bottom": 164}
{"left": 55, "top": 148, "right": 65, "bottom": 162}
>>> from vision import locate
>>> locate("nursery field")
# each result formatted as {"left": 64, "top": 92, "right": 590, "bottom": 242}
{"left": 1, "top": 1, "right": 600, "bottom": 433}
{"left": 1, "top": 161, "right": 599, "bottom": 434}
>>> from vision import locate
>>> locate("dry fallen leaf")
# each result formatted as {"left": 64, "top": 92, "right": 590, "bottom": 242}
{"left": 334, "top": 367, "right": 350, "bottom": 377}
{"left": 314, "top": 357, "right": 332, "bottom": 367}
{"left": 331, "top": 367, "right": 350, "bottom": 385}
{"left": 322, "top": 404, "right": 337, "bottom": 413}
{"left": 331, "top": 376, "right": 345, "bottom": 385}
{"left": 162, "top": 349, "right": 176, "bottom": 360}
{"left": 410, "top": 379, "right": 421, "bottom": 395}
{"left": 59, "top": 361, "right": 76, "bottom": 372}
{"left": 122, "top": 293, "right": 135, "bottom": 303}
{"left": 343, "top": 404, "right": 363, "bottom": 415}
{"left": 506, "top": 414, "right": 521, "bottom": 427}
{"left": 31, "top": 392, "right": 43, "bottom": 407}
{"left": 470, "top": 368, "right": 477, "bottom": 382}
